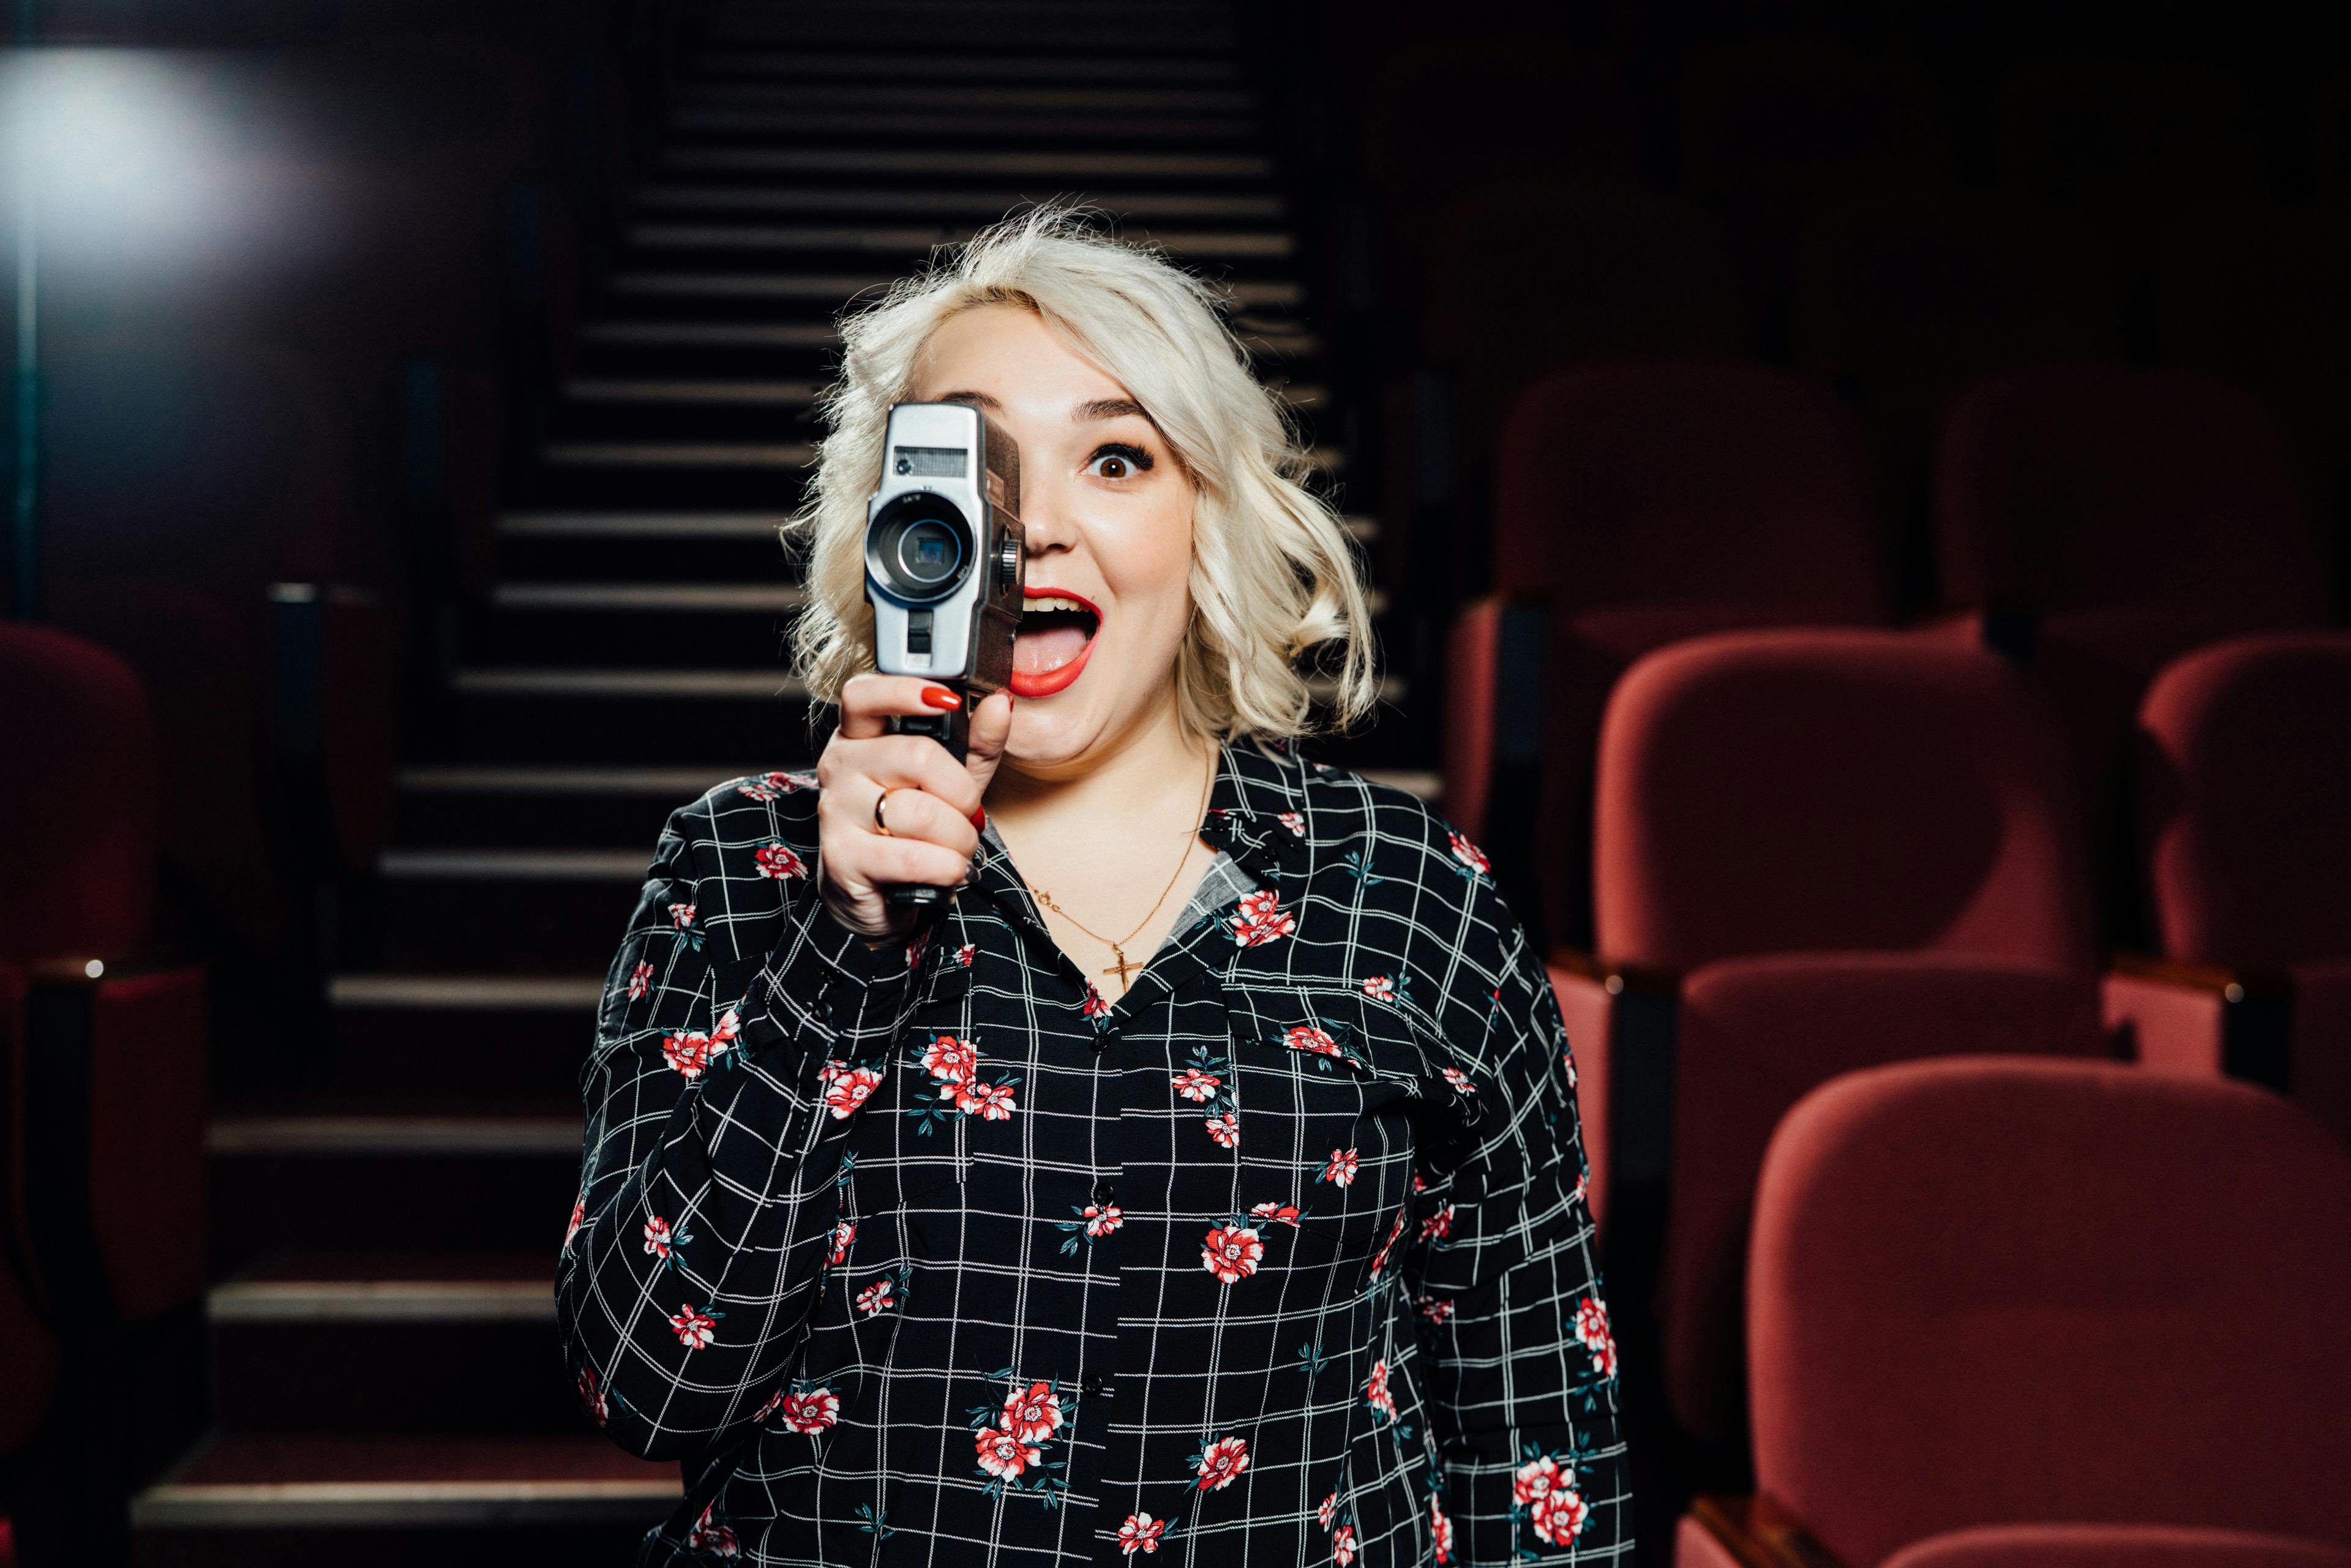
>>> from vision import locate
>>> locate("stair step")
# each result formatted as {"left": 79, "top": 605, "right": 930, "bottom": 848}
{"left": 395, "top": 764, "right": 770, "bottom": 847}
{"left": 686, "top": 50, "right": 1242, "bottom": 84}
{"left": 539, "top": 439, "right": 812, "bottom": 468}
{"left": 132, "top": 1433, "right": 673, "bottom": 1566}
{"left": 210, "top": 1112, "right": 582, "bottom": 1274}
{"left": 446, "top": 669, "right": 809, "bottom": 763}
{"left": 625, "top": 222, "right": 1295, "bottom": 261}
{"left": 561, "top": 375, "right": 817, "bottom": 405}
{"left": 659, "top": 146, "right": 1272, "bottom": 180}
{"left": 328, "top": 973, "right": 603, "bottom": 1097}
{"left": 609, "top": 268, "right": 1302, "bottom": 310}
{"left": 208, "top": 1255, "right": 577, "bottom": 1435}
{"left": 373, "top": 851, "right": 655, "bottom": 972}
{"left": 670, "top": 107, "right": 1256, "bottom": 141}
{"left": 632, "top": 183, "right": 1284, "bottom": 220}
{"left": 492, "top": 581, "right": 806, "bottom": 613}
{"left": 469, "top": 582, "right": 807, "bottom": 666}
{"left": 680, "top": 83, "right": 1258, "bottom": 113}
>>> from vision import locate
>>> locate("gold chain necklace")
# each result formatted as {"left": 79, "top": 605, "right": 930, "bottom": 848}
{"left": 1026, "top": 751, "right": 1215, "bottom": 991}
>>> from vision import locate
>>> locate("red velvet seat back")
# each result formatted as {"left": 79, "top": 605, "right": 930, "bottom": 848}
{"left": 1493, "top": 364, "right": 1888, "bottom": 617}
{"left": 1750, "top": 1057, "right": 2351, "bottom": 1567}
{"left": 1935, "top": 364, "right": 2324, "bottom": 623}
{"left": 0, "top": 626, "right": 160, "bottom": 960}
{"left": 1593, "top": 629, "right": 2095, "bottom": 972}
{"left": 2136, "top": 633, "right": 2351, "bottom": 968}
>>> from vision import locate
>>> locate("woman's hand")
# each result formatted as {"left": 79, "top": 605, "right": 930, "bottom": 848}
{"left": 814, "top": 675, "right": 1014, "bottom": 941}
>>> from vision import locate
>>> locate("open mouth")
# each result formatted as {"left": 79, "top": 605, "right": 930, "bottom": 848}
{"left": 1010, "top": 587, "right": 1101, "bottom": 699}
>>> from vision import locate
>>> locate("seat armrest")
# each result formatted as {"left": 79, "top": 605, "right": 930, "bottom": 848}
{"left": 1687, "top": 1495, "right": 1855, "bottom": 1568}
{"left": 1549, "top": 949, "right": 1681, "bottom": 1234}
{"left": 2104, "top": 953, "right": 2291, "bottom": 1091}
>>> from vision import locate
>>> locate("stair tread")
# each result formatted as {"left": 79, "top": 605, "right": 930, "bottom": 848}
{"left": 138, "top": 1431, "right": 675, "bottom": 1502}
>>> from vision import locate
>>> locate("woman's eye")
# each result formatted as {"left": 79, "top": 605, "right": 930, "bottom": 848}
{"left": 1086, "top": 444, "right": 1153, "bottom": 481}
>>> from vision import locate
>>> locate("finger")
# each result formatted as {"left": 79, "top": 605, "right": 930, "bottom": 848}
{"left": 964, "top": 689, "right": 1014, "bottom": 800}
{"left": 864, "top": 781, "right": 980, "bottom": 861}
{"left": 847, "top": 734, "right": 984, "bottom": 817}
{"left": 832, "top": 832, "right": 974, "bottom": 893}
{"left": 837, "top": 672, "right": 965, "bottom": 739}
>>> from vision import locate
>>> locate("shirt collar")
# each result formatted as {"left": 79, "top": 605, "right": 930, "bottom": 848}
{"left": 964, "top": 736, "right": 1312, "bottom": 931}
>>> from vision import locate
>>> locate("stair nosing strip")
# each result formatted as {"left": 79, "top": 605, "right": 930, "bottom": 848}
{"left": 209, "top": 1117, "right": 582, "bottom": 1156}
{"left": 377, "top": 848, "right": 650, "bottom": 881}
{"left": 209, "top": 1280, "right": 554, "bottom": 1323}
{"left": 132, "top": 1479, "right": 680, "bottom": 1529}
{"left": 452, "top": 667, "right": 806, "bottom": 699}
{"left": 329, "top": 973, "right": 604, "bottom": 1010}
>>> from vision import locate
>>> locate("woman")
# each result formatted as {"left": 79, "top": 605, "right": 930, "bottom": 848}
{"left": 558, "top": 206, "right": 1627, "bottom": 1565}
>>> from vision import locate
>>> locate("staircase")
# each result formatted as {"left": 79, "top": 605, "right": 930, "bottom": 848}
{"left": 132, "top": 4, "right": 1408, "bottom": 1562}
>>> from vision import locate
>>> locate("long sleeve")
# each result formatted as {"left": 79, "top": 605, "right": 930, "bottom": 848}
{"left": 1401, "top": 875, "right": 1632, "bottom": 1562}
{"left": 555, "top": 787, "right": 925, "bottom": 1461}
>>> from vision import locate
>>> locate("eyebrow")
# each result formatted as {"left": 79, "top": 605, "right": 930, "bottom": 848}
{"left": 934, "top": 389, "right": 1150, "bottom": 425}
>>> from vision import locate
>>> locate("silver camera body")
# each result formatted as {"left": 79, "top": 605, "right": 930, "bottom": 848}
{"left": 863, "top": 402, "right": 1025, "bottom": 735}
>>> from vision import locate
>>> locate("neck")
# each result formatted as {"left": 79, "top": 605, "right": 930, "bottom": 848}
{"left": 988, "top": 686, "right": 1213, "bottom": 831}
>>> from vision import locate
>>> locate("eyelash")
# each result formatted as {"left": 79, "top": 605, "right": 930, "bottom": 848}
{"left": 1086, "top": 443, "right": 1154, "bottom": 478}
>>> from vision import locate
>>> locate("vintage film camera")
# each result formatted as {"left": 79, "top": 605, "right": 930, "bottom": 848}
{"left": 863, "top": 400, "right": 1026, "bottom": 904}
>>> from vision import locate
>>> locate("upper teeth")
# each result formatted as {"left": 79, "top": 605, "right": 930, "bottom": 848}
{"left": 1027, "top": 595, "right": 1088, "bottom": 615}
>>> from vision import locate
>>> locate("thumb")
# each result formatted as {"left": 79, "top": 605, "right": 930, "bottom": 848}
{"left": 964, "top": 689, "right": 1014, "bottom": 800}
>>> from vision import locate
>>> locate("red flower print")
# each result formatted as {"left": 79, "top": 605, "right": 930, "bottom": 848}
{"left": 1201, "top": 1223, "right": 1265, "bottom": 1284}
{"left": 770, "top": 770, "right": 810, "bottom": 792}
{"left": 1083, "top": 1204, "right": 1123, "bottom": 1238}
{"left": 1447, "top": 830, "right": 1491, "bottom": 876}
{"left": 642, "top": 1215, "right": 673, "bottom": 1259}
{"left": 905, "top": 931, "right": 928, "bottom": 969}
{"left": 577, "top": 1366, "right": 607, "bottom": 1425}
{"left": 670, "top": 1304, "right": 718, "bottom": 1349}
{"left": 564, "top": 1191, "right": 585, "bottom": 1248}
{"left": 1194, "top": 1435, "right": 1250, "bottom": 1490}
{"left": 1117, "top": 1512, "right": 1166, "bottom": 1555}
{"left": 999, "top": 1380, "right": 1063, "bottom": 1444}
{"left": 1532, "top": 1487, "right": 1589, "bottom": 1547}
{"left": 779, "top": 1387, "right": 839, "bottom": 1433}
{"left": 1420, "top": 1201, "right": 1455, "bottom": 1242}
{"left": 1226, "top": 888, "right": 1295, "bottom": 947}
{"left": 1513, "top": 1454, "right": 1569, "bottom": 1506}
{"left": 1431, "top": 1495, "right": 1455, "bottom": 1562}
{"left": 1575, "top": 1294, "right": 1618, "bottom": 1377}
{"left": 1322, "top": 1148, "right": 1359, "bottom": 1187}
{"left": 688, "top": 1502, "right": 740, "bottom": 1556}
{"left": 662, "top": 1030, "right": 716, "bottom": 1078}
{"left": 823, "top": 1065, "right": 883, "bottom": 1119}
{"left": 736, "top": 778, "right": 780, "bottom": 802}
{"left": 954, "top": 1081, "right": 1018, "bottom": 1120}
{"left": 1562, "top": 1045, "right": 1578, "bottom": 1087}
{"left": 1364, "top": 1357, "right": 1396, "bottom": 1421}
{"left": 1248, "top": 1201, "right": 1302, "bottom": 1228}
{"left": 713, "top": 1008, "right": 741, "bottom": 1045}
{"left": 1172, "top": 1066, "right": 1223, "bottom": 1102}
{"left": 1333, "top": 1523, "right": 1358, "bottom": 1564}
{"left": 1439, "top": 1065, "right": 1477, "bottom": 1095}
{"left": 1318, "top": 1491, "right": 1339, "bottom": 1529}
{"left": 956, "top": 942, "right": 977, "bottom": 967}
{"left": 1082, "top": 984, "right": 1111, "bottom": 1019}
{"left": 1571, "top": 1171, "right": 1589, "bottom": 1209}
{"left": 627, "top": 962, "right": 652, "bottom": 1001}
{"left": 1362, "top": 975, "right": 1397, "bottom": 1003}
{"left": 754, "top": 1386, "right": 786, "bottom": 1423}
{"left": 854, "top": 1278, "right": 896, "bottom": 1315}
{"left": 921, "top": 1035, "right": 978, "bottom": 1085}
{"left": 1368, "top": 1209, "right": 1408, "bottom": 1277}
{"left": 668, "top": 902, "right": 696, "bottom": 928}
{"left": 827, "top": 1219, "right": 855, "bottom": 1267}
{"left": 1204, "top": 1111, "right": 1240, "bottom": 1149}
{"left": 1283, "top": 1024, "right": 1341, "bottom": 1058}
{"left": 1278, "top": 810, "right": 1305, "bottom": 836}
{"left": 1412, "top": 1169, "right": 1427, "bottom": 1193}
{"left": 975, "top": 1425, "right": 1041, "bottom": 1479}
{"left": 754, "top": 841, "right": 808, "bottom": 880}
{"left": 1419, "top": 1295, "right": 1455, "bottom": 1324}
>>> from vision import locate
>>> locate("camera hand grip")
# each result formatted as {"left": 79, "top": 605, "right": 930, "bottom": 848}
{"left": 880, "top": 707, "right": 970, "bottom": 909}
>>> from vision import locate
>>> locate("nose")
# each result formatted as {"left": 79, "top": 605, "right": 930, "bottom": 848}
{"left": 1016, "top": 468, "right": 1076, "bottom": 557}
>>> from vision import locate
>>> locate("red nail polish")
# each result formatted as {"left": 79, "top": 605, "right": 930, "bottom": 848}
{"left": 920, "top": 685, "right": 961, "bottom": 710}
{"left": 971, "top": 806, "right": 987, "bottom": 830}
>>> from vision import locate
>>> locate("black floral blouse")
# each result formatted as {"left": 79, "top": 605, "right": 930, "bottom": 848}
{"left": 557, "top": 737, "right": 1629, "bottom": 1565}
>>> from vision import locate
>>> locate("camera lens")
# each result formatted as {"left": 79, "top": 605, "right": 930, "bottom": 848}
{"left": 866, "top": 492, "right": 972, "bottom": 602}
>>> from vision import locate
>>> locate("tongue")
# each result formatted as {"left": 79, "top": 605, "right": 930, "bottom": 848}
{"left": 1014, "top": 623, "right": 1091, "bottom": 675}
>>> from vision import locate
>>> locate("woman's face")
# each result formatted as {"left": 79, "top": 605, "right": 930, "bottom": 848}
{"left": 902, "top": 303, "right": 1198, "bottom": 775}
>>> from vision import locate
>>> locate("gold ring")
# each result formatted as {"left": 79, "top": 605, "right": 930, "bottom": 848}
{"left": 873, "top": 786, "right": 898, "bottom": 837}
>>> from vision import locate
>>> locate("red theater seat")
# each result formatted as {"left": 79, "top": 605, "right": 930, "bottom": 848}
{"left": 1560, "top": 631, "right": 2099, "bottom": 1458}
{"left": 1933, "top": 365, "right": 2327, "bottom": 894}
{"left": 0, "top": 622, "right": 208, "bottom": 1348}
{"left": 2105, "top": 633, "right": 2351, "bottom": 1144}
{"left": 1682, "top": 1057, "right": 2351, "bottom": 1567}
{"left": 1447, "top": 366, "right": 1890, "bottom": 944}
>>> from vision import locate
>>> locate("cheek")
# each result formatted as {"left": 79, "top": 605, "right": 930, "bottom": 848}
{"left": 1100, "top": 498, "right": 1196, "bottom": 647}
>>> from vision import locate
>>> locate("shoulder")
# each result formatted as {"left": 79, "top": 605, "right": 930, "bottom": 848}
{"left": 1273, "top": 748, "right": 1485, "bottom": 887}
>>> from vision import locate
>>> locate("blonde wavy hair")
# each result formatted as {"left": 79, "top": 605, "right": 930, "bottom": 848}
{"left": 784, "top": 202, "right": 1376, "bottom": 743}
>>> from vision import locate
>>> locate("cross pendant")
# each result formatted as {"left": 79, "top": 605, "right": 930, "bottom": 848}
{"left": 1101, "top": 945, "right": 1141, "bottom": 987}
